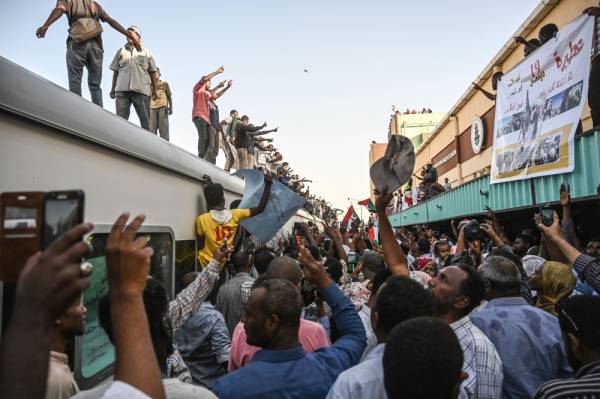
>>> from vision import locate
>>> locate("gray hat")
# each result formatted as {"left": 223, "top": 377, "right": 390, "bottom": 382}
{"left": 362, "top": 250, "right": 385, "bottom": 280}
{"left": 370, "top": 135, "right": 415, "bottom": 193}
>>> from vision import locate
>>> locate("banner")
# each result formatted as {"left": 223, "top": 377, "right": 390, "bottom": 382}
{"left": 490, "top": 15, "right": 594, "bottom": 184}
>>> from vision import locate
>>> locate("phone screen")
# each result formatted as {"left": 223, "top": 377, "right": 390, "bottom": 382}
{"left": 540, "top": 208, "right": 553, "bottom": 226}
{"left": 43, "top": 198, "right": 81, "bottom": 248}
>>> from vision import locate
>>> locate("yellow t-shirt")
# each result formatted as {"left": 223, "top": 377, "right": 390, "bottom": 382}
{"left": 196, "top": 208, "right": 251, "bottom": 267}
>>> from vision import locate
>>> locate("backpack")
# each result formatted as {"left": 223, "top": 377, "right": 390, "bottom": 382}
{"left": 69, "top": 0, "right": 103, "bottom": 43}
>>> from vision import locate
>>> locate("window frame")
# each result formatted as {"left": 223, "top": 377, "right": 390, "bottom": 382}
{"left": 73, "top": 224, "right": 175, "bottom": 390}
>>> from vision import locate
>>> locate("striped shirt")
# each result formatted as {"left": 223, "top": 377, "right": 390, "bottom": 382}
{"left": 574, "top": 254, "right": 600, "bottom": 295}
{"left": 534, "top": 361, "right": 600, "bottom": 399}
{"left": 451, "top": 316, "right": 504, "bottom": 399}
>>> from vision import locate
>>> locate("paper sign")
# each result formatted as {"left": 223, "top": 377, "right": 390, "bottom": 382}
{"left": 234, "top": 169, "right": 306, "bottom": 242}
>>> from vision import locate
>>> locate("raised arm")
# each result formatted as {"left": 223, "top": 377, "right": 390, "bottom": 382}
{"left": 472, "top": 83, "right": 496, "bottom": 101}
{"left": 168, "top": 245, "right": 229, "bottom": 329}
{"left": 559, "top": 183, "right": 580, "bottom": 249}
{"left": 298, "top": 247, "right": 366, "bottom": 368}
{"left": 375, "top": 188, "right": 409, "bottom": 277}
{"left": 36, "top": 4, "right": 66, "bottom": 38}
{"left": 103, "top": 16, "right": 141, "bottom": 50}
{"left": 0, "top": 223, "right": 92, "bottom": 399}
{"left": 249, "top": 174, "right": 273, "bottom": 217}
{"left": 202, "top": 65, "right": 225, "bottom": 83}
{"left": 323, "top": 223, "right": 348, "bottom": 265}
{"left": 214, "top": 80, "right": 233, "bottom": 100}
{"left": 106, "top": 213, "right": 165, "bottom": 399}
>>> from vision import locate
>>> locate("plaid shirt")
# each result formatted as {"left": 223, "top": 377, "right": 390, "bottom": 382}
{"left": 166, "top": 258, "right": 220, "bottom": 382}
{"left": 451, "top": 316, "right": 503, "bottom": 399}
{"left": 169, "top": 259, "right": 220, "bottom": 329}
{"left": 574, "top": 254, "right": 600, "bottom": 295}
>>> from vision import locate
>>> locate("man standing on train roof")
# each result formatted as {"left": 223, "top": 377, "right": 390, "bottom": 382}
{"left": 149, "top": 67, "right": 172, "bottom": 141}
{"left": 193, "top": 65, "right": 225, "bottom": 160}
{"left": 36, "top": 0, "right": 140, "bottom": 107}
{"left": 109, "top": 26, "right": 159, "bottom": 132}
{"left": 196, "top": 175, "right": 272, "bottom": 268}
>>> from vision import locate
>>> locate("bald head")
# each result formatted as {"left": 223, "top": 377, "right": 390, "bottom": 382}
{"left": 265, "top": 256, "right": 303, "bottom": 286}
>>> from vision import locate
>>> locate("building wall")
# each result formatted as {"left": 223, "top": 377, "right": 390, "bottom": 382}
{"left": 368, "top": 142, "right": 388, "bottom": 196}
{"left": 413, "top": 0, "right": 597, "bottom": 188}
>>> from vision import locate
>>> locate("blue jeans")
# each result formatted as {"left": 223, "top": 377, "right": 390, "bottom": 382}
{"left": 66, "top": 39, "right": 103, "bottom": 106}
{"left": 115, "top": 91, "right": 151, "bottom": 131}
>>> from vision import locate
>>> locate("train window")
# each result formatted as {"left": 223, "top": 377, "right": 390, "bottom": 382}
{"left": 76, "top": 230, "right": 174, "bottom": 387}
{"left": 174, "top": 240, "right": 197, "bottom": 295}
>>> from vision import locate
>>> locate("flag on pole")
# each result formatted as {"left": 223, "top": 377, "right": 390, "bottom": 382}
{"left": 341, "top": 205, "right": 360, "bottom": 226}
{"left": 357, "top": 198, "right": 377, "bottom": 213}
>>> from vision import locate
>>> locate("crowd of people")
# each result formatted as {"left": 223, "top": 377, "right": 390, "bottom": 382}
{"left": 35, "top": 0, "right": 334, "bottom": 220}
{"left": 2, "top": 177, "right": 599, "bottom": 399}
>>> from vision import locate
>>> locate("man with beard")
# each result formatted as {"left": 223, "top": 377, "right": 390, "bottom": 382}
{"left": 428, "top": 264, "right": 503, "bottom": 399}
{"left": 45, "top": 297, "right": 87, "bottom": 399}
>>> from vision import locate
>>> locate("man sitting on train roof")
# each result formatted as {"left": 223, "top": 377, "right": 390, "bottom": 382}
{"left": 196, "top": 175, "right": 272, "bottom": 268}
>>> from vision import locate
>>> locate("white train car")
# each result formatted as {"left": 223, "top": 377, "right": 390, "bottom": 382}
{"left": 0, "top": 56, "right": 321, "bottom": 388}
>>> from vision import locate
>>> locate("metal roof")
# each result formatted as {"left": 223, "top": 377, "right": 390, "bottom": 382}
{"left": 0, "top": 56, "right": 244, "bottom": 196}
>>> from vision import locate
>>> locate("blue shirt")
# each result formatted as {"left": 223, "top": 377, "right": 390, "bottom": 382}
{"left": 325, "top": 343, "right": 386, "bottom": 399}
{"left": 212, "top": 283, "right": 367, "bottom": 399}
{"left": 470, "top": 297, "right": 572, "bottom": 399}
{"left": 175, "top": 302, "right": 231, "bottom": 388}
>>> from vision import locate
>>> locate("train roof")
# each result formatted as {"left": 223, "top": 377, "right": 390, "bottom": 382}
{"left": 0, "top": 56, "right": 244, "bottom": 196}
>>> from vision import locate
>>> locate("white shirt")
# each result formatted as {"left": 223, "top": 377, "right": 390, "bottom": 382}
{"left": 76, "top": 378, "right": 217, "bottom": 399}
{"left": 357, "top": 305, "right": 378, "bottom": 361}
{"left": 326, "top": 344, "right": 387, "bottom": 399}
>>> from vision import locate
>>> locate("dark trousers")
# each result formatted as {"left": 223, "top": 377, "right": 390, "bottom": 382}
{"left": 589, "top": 57, "right": 600, "bottom": 128}
{"left": 66, "top": 39, "right": 103, "bottom": 106}
{"left": 194, "top": 117, "right": 211, "bottom": 158}
{"left": 150, "top": 107, "right": 170, "bottom": 140}
{"left": 205, "top": 127, "right": 220, "bottom": 164}
{"left": 115, "top": 91, "right": 151, "bottom": 131}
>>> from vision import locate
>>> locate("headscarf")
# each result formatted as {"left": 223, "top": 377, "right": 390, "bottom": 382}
{"left": 536, "top": 261, "right": 576, "bottom": 316}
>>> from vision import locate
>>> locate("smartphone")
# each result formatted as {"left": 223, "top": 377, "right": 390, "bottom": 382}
{"left": 540, "top": 206, "right": 553, "bottom": 227}
{"left": 323, "top": 238, "right": 332, "bottom": 252}
{"left": 43, "top": 190, "right": 85, "bottom": 249}
{"left": 0, "top": 192, "right": 45, "bottom": 282}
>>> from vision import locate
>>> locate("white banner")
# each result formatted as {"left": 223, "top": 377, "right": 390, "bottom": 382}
{"left": 491, "top": 15, "right": 594, "bottom": 184}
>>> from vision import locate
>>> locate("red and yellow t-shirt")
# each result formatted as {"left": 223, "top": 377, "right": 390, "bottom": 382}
{"left": 196, "top": 208, "right": 251, "bottom": 267}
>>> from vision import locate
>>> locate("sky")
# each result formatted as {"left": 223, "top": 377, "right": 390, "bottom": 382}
{"left": 0, "top": 0, "right": 540, "bottom": 212}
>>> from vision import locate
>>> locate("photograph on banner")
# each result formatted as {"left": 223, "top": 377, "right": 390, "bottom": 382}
{"left": 490, "top": 14, "right": 594, "bottom": 184}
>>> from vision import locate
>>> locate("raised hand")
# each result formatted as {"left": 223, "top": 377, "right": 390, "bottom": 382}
{"left": 537, "top": 210, "right": 562, "bottom": 240}
{"left": 374, "top": 186, "right": 393, "bottom": 214}
{"left": 559, "top": 183, "right": 570, "bottom": 207}
{"left": 217, "top": 65, "right": 225, "bottom": 74}
{"left": 16, "top": 223, "right": 93, "bottom": 322}
{"left": 298, "top": 245, "right": 331, "bottom": 288}
{"left": 106, "top": 213, "right": 153, "bottom": 298}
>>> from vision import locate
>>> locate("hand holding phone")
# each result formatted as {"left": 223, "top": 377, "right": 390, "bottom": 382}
{"left": 540, "top": 206, "right": 554, "bottom": 227}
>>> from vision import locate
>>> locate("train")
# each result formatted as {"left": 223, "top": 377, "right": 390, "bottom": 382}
{"left": 0, "top": 56, "right": 322, "bottom": 388}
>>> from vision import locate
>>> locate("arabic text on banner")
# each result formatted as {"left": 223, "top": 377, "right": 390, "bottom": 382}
{"left": 490, "top": 15, "right": 594, "bottom": 184}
